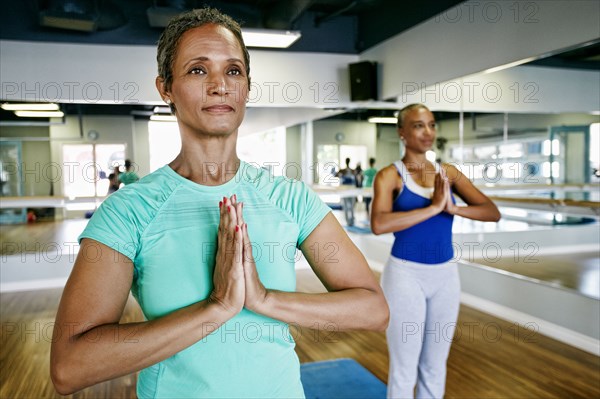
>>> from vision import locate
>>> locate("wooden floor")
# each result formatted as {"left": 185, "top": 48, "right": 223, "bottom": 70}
{"left": 1, "top": 219, "right": 599, "bottom": 398}
{"left": 1, "top": 270, "right": 599, "bottom": 398}
{"left": 1, "top": 219, "right": 89, "bottom": 256}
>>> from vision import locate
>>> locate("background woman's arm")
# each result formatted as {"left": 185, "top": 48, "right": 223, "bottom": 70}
{"left": 443, "top": 164, "right": 501, "bottom": 222}
{"left": 370, "top": 165, "right": 448, "bottom": 235}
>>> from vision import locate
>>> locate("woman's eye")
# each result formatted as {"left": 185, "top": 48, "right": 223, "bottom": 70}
{"left": 190, "top": 67, "right": 205, "bottom": 75}
{"left": 228, "top": 68, "right": 242, "bottom": 76}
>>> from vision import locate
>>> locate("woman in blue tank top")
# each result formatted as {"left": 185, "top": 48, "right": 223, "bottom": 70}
{"left": 371, "top": 104, "right": 500, "bottom": 399}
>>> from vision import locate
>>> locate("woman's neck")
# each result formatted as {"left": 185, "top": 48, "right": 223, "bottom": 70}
{"left": 402, "top": 151, "right": 430, "bottom": 170}
{"left": 169, "top": 131, "right": 240, "bottom": 186}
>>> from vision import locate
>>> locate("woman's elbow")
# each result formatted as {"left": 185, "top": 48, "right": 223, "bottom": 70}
{"left": 51, "top": 351, "right": 85, "bottom": 396}
{"left": 378, "top": 299, "right": 390, "bottom": 331}
{"left": 51, "top": 361, "right": 77, "bottom": 396}
{"left": 490, "top": 206, "right": 501, "bottom": 222}
{"left": 371, "top": 226, "right": 382, "bottom": 236}
{"left": 368, "top": 291, "right": 390, "bottom": 332}
{"left": 370, "top": 219, "right": 385, "bottom": 235}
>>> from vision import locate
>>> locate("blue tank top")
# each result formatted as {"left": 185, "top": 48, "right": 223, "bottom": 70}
{"left": 390, "top": 161, "right": 455, "bottom": 264}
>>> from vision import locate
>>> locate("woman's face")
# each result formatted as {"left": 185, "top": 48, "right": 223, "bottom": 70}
{"left": 399, "top": 107, "right": 437, "bottom": 153}
{"left": 167, "top": 23, "right": 249, "bottom": 136}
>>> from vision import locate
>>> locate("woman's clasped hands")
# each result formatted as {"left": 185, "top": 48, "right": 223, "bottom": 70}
{"left": 209, "top": 194, "right": 268, "bottom": 317}
{"left": 431, "top": 167, "right": 456, "bottom": 215}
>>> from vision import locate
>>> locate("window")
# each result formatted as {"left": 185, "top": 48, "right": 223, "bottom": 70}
{"left": 542, "top": 139, "right": 560, "bottom": 156}
{"left": 316, "top": 145, "right": 339, "bottom": 185}
{"left": 498, "top": 143, "right": 523, "bottom": 158}
{"left": 62, "top": 144, "right": 125, "bottom": 198}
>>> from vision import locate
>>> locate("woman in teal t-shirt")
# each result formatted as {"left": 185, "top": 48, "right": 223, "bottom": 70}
{"left": 363, "top": 157, "right": 377, "bottom": 217}
{"left": 118, "top": 159, "right": 140, "bottom": 185}
{"left": 50, "top": 7, "right": 389, "bottom": 398}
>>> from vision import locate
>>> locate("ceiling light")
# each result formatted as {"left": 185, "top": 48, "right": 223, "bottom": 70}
{"left": 2, "top": 103, "right": 59, "bottom": 111}
{"left": 367, "top": 116, "right": 397, "bottom": 124}
{"left": 150, "top": 114, "right": 177, "bottom": 122}
{"left": 14, "top": 111, "right": 64, "bottom": 118}
{"left": 242, "top": 29, "right": 301, "bottom": 48}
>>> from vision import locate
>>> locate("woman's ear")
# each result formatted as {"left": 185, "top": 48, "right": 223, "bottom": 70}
{"left": 155, "top": 76, "right": 169, "bottom": 103}
{"left": 156, "top": 77, "right": 175, "bottom": 112}
{"left": 397, "top": 126, "right": 404, "bottom": 139}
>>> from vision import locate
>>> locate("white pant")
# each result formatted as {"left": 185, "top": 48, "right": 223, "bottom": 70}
{"left": 381, "top": 256, "right": 460, "bottom": 399}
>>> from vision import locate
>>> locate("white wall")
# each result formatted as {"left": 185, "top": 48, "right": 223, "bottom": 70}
{"left": 375, "top": 126, "right": 402, "bottom": 168}
{"left": 285, "top": 125, "right": 302, "bottom": 180}
{"left": 132, "top": 119, "right": 150, "bottom": 177}
{"left": 0, "top": 41, "right": 356, "bottom": 108}
{"left": 0, "top": 126, "right": 51, "bottom": 196}
{"left": 400, "top": 66, "right": 600, "bottom": 114}
{"left": 240, "top": 107, "right": 344, "bottom": 137}
{"left": 361, "top": 0, "right": 600, "bottom": 100}
{"left": 313, "top": 120, "right": 377, "bottom": 153}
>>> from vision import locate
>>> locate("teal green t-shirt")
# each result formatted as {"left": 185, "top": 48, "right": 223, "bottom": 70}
{"left": 363, "top": 167, "right": 377, "bottom": 188}
{"left": 118, "top": 171, "right": 139, "bottom": 185}
{"left": 79, "top": 162, "right": 331, "bottom": 398}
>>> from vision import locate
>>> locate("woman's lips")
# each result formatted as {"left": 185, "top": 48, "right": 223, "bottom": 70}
{"left": 203, "top": 105, "right": 234, "bottom": 112}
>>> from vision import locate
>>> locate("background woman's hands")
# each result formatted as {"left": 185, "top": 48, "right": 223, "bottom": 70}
{"left": 431, "top": 167, "right": 456, "bottom": 214}
{"left": 440, "top": 167, "right": 456, "bottom": 214}
{"left": 210, "top": 194, "right": 268, "bottom": 317}
{"left": 431, "top": 171, "right": 449, "bottom": 213}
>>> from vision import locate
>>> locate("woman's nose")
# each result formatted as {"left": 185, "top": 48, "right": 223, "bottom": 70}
{"left": 206, "top": 75, "right": 227, "bottom": 96}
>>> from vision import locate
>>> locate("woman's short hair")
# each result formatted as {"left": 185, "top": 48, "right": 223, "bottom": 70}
{"left": 396, "top": 103, "right": 430, "bottom": 129}
{"left": 156, "top": 7, "right": 251, "bottom": 96}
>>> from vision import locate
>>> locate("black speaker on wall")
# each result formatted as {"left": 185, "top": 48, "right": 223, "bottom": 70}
{"left": 349, "top": 61, "right": 378, "bottom": 101}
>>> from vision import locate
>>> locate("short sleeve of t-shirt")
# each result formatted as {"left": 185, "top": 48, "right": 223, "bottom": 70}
{"left": 78, "top": 192, "right": 142, "bottom": 261}
{"left": 272, "top": 176, "right": 331, "bottom": 246}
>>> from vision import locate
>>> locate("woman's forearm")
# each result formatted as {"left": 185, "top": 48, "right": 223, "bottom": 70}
{"left": 371, "top": 205, "right": 441, "bottom": 235}
{"left": 449, "top": 201, "right": 501, "bottom": 222}
{"left": 255, "top": 287, "right": 389, "bottom": 332}
{"left": 51, "top": 300, "right": 232, "bottom": 395}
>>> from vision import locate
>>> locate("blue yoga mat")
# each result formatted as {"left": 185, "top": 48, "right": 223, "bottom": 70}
{"left": 300, "top": 358, "right": 387, "bottom": 399}
{"left": 344, "top": 225, "right": 372, "bottom": 234}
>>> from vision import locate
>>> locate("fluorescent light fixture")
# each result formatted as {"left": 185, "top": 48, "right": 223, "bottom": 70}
{"left": 150, "top": 114, "right": 177, "bottom": 122}
{"left": 368, "top": 116, "right": 397, "bottom": 124}
{"left": 2, "top": 103, "right": 59, "bottom": 111}
{"left": 14, "top": 110, "right": 64, "bottom": 118}
{"left": 153, "top": 106, "right": 171, "bottom": 113}
{"left": 242, "top": 28, "right": 301, "bottom": 48}
{"left": 481, "top": 56, "right": 538, "bottom": 74}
